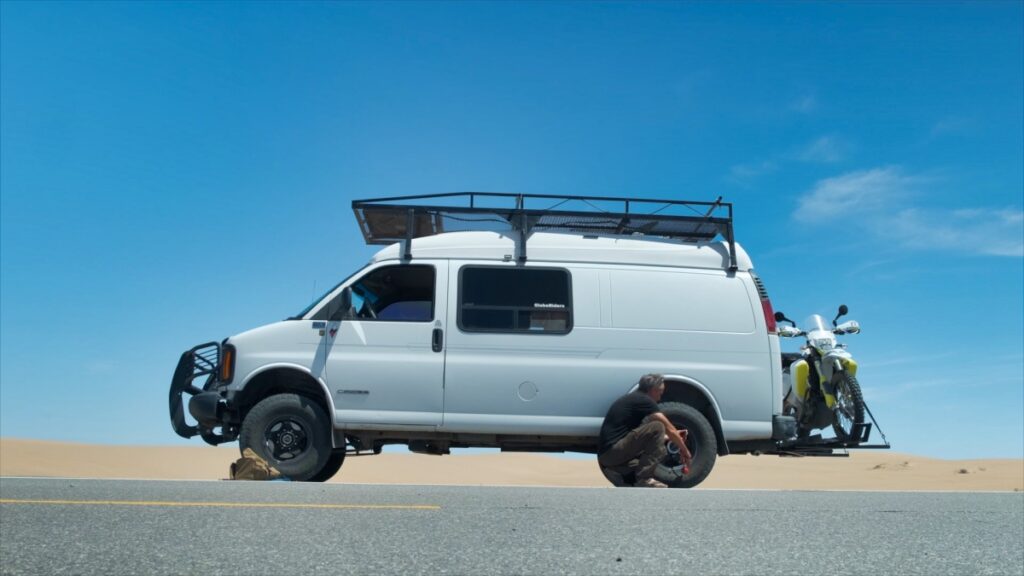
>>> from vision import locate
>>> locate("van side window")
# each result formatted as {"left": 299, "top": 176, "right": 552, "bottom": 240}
{"left": 314, "top": 265, "right": 435, "bottom": 322}
{"left": 459, "top": 267, "right": 572, "bottom": 334}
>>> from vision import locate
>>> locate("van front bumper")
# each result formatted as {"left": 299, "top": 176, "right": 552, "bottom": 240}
{"left": 168, "top": 341, "right": 236, "bottom": 445}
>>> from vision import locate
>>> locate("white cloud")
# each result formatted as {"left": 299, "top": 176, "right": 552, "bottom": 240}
{"left": 728, "top": 160, "right": 777, "bottom": 182}
{"left": 791, "top": 93, "right": 818, "bottom": 114}
{"left": 795, "top": 167, "right": 1024, "bottom": 257}
{"left": 793, "top": 135, "right": 847, "bottom": 163}
{"left": 929, "top": 116, "right": 972, "bottom": 138}
{"left": 794, "top": 166, "right": 917, "bottom": 221}
{"left": 860, "top": 377, "right": 952, "bottom": 403}
{"left": 884, "top": 207, "right": 1024, "bottom": 257}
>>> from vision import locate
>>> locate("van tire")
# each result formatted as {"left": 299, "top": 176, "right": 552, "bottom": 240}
{"left": 239, "top": 394, "right": 332, "bottom": 482}
{"left": 654, "top": 402, "right": 717, "bottom": 489}
{"left": 309, "top": 451, "right": 346, "bottom": 482}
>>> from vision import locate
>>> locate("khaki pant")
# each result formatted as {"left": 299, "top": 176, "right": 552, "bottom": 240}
{"left": 597, "top": 420, "right": 666, "bottom": 482}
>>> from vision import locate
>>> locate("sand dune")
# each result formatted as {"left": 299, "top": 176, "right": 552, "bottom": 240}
{"left": 1, "top": 438, "right": 1021, "bottom": 491}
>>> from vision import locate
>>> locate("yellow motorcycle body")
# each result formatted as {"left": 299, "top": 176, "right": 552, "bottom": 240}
{"left": 792, "top": 357, "right": 858, "bottom": 408}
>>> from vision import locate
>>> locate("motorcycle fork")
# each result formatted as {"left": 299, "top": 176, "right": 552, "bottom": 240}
{"left": 819, "top": 358, "right": 844, "bottom": 408}
{"left": 809, "top": 359, "right": 840, "bottom": 411}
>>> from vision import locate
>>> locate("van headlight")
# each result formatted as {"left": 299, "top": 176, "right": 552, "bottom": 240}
{"left": 220, "top": 342, "right": 236, "bottom": 384}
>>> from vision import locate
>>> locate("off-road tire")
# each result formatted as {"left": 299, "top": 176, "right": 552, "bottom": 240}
{"left": 309, "top": 451, "right": 346, "bottom": 482}
{"left": 654, "top": 402, "right": 718, "bottom": 488}
{"left": 831, "top": 372, "right": 865, "bottom": 442}
{"left": 239, "top": 394, "right": 332, "bottom": 482}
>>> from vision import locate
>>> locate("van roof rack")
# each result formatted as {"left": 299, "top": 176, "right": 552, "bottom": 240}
{"left": 351, "top": 192, "right": 737, "bottom": 270}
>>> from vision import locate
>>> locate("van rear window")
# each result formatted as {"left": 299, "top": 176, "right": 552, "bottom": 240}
{"left": 458, "top": 267, "right": 572, "bottom": 334}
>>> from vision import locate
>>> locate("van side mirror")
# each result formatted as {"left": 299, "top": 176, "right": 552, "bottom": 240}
{"left": 329, "top": 287, "right": 353, "bottom": 321}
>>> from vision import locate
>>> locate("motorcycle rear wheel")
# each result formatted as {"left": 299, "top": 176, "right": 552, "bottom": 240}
{"left": 831, "top": 372, "right": 865, "bottom": 442}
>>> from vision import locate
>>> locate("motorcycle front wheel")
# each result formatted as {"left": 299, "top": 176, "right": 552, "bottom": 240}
{"left": 831, "top": 372, "right": 866, "bottom": 442}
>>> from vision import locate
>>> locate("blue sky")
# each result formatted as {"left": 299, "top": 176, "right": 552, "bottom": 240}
{"left": 2, "top": 1, "right": 1021, "bottom": 459}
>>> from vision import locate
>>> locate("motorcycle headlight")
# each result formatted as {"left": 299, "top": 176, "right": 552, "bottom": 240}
{"left": 812, "top": 338, "right": 834, "bottom": 351}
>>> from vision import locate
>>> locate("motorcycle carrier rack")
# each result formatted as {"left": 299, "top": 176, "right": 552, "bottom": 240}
{"left": 351, "top": 192, "right": 738, "bottom": 270}
{"left": 776, "top": 398, "right": 891, "bottom": 457}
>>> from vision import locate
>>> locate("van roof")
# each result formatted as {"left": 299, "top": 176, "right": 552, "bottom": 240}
{"left": 370, "top": 231, "right": 753, "bottom": 271}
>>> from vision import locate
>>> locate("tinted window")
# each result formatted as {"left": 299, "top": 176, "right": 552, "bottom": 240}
{"left": 459, "top": 267, "right": 571, "bottom": 333}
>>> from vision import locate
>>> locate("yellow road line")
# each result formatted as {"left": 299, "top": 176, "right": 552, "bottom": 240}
{"left": 0, "top": 498, "right": 439, "bottom": 511}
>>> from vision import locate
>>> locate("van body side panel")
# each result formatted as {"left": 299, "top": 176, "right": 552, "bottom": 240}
{"left": 769, "top": 334, "right": 783, "bottom": 415}
{"left": 609, "top": 269, "right": 754, "bottom": 333}
{"left": 605, "top": 268, "right": 772, "bottom": 427}
{"left": 721, "top": 421, "right": 773, "bottom": 439}
{"left": 228, "top": 320, "right": 329, "bottom": 394}
{"left": 736, "top": 273, "right": 782, "bottom": 421}
{"left": 441, "top": 262, "right": 775, "bottom": 440}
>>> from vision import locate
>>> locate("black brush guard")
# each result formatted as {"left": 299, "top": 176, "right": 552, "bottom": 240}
{"left": 169, "top": 342, "right": 233, "bottom": 445}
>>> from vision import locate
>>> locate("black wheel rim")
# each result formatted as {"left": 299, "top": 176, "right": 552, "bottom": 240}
{"left": 660, "top": 421, "right": 697, "bottom": 476}
{"left": 263, "top": 418, "right": 309, "bottom": 461}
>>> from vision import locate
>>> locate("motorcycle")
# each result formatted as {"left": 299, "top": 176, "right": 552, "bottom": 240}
{"left": 775, "top": 305, "right": 867, "bottom": 443}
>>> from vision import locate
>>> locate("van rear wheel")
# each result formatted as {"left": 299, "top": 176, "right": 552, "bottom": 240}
{"left": 654, "top": 402, "right": 717, "bottom": 488}
{"left": 239, "top": 394, "right": 332, "bottom": 482}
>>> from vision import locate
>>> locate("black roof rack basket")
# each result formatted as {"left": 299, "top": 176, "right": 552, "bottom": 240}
{"left": 351, "top": 192, "right": 737, "bottom": 269}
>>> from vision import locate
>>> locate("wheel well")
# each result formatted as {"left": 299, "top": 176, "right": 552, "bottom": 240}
{"left": 662, "top": 379, "right": 728, "bottom": 455}
{"left": 235, "top": 368, "right": 332, "bottom": 425}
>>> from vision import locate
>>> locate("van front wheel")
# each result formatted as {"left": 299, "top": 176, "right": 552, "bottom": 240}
{"left": 654, "top": 402, "right": 717, "bottom": 488}
{"left": 239, "top": 394, "right": 332, "bottom": 482}
{"left": 308, "top": 451, "right": 346, "bottom": 482}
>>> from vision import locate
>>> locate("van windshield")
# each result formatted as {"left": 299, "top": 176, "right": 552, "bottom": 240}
{"left": 287, "top": 265, "right": 366, "bottom": 320}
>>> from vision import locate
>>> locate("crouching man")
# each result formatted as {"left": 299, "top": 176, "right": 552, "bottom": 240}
{"left": 598, "top": 374, "right": 693, "bottom": 488}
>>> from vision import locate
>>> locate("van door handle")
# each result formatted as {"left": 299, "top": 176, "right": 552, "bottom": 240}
{"left": 432, "top": 328, "right": 443, "bottom": 353}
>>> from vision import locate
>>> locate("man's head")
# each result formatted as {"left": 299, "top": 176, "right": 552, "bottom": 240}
{"left": 637, "top": 373, "right": 666, "bottom": 402}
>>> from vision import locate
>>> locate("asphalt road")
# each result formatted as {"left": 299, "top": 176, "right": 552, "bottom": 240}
{"left": 1, "top": 478, "right": 1022, "bottom": 576}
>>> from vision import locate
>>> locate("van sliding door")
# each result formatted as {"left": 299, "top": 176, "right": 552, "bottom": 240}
{"left": 442, "top": 263, "right": 606, "bottom": 435}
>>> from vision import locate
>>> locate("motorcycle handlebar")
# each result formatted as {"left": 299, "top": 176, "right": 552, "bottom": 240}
{"left": 779, "top": 328, "right": 862, "bottom": 337}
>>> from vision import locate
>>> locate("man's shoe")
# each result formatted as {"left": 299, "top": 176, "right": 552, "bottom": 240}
{"left": 637, "top": 478, "right": 668, "bottom": 488}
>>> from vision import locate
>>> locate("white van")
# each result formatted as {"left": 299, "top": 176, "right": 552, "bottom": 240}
{"left": 169, "top": 193, "right": 797, "bottom": 487}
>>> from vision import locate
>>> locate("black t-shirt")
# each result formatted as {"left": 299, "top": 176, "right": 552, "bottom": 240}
{"left": 598, "top": 392, "right": 660, "bottom": 454}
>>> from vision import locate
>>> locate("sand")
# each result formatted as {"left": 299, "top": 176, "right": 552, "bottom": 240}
{"left": 1, "top": 438, "right": 1021, "bottom": 491}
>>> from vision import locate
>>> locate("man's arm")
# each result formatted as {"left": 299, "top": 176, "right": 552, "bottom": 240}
{"left": 650, "top": 412, "right": 692, "bottom": 465}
